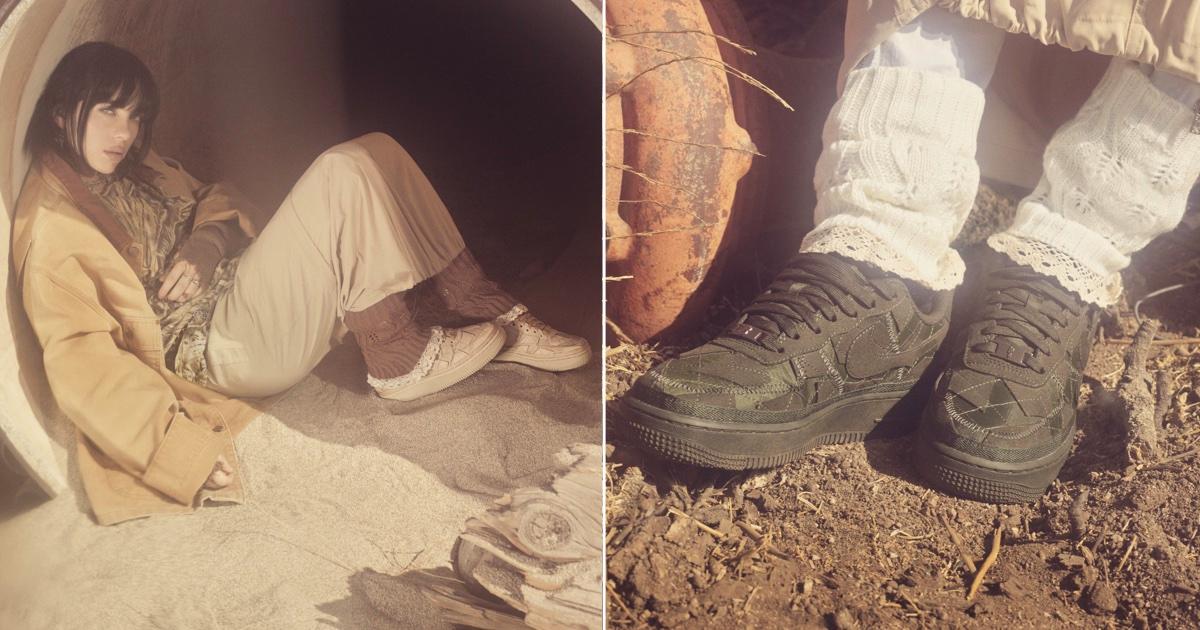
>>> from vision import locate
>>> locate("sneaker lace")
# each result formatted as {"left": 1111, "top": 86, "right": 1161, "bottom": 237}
{"left": 723, "top": 254, "right": 899, "bottom": 353}
{"left": 514, "top": 312, "right": 554, "bottom": 336}
{"left": 970, "top": 265, "right": 1081, "bottom": 373}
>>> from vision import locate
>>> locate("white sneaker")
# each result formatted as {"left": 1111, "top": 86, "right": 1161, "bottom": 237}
{"left": 368, "top": 322, "right": 505, "bottom": 401}
{"left": 493, "top": 305, "right": 591, "bottom": 372}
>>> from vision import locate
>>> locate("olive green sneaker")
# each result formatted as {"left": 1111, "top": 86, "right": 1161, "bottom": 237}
{"left": 619, "top": 253, "right": 953, "bottom": 470}
{"left": 915, "top": 260, "right": 1100, "bottom": 503}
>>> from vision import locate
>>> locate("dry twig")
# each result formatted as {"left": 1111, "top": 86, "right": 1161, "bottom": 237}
{"left": 607, "top": 27, "right": 758, "bottom": 55}
{"left": 606, "top": 221, "right": 718, "bottom": 240}
{"left": 938, "top": 511, "right": 977, "bottom": 573}
{"left": 967, "top": 526, "right": 1002, "bottom": 601}
{"left": 607, "top": 163, "right": 695, "bottom": 195}
{"left": 1103, "top": 336, "right": 1200, "bottom": 346}
{"left": 606, "top": 317, "right": 637, "bottom": 347}
{"left": 1068, "top": 488, "right": 1090, "bottom": 540}
{"left": 1115, "top": 534, "right": 1138, "bottom": 573}
{"left": 667, "top": 506, "right": 727, "bottom": 539}
{"left": 1116, "top": 319, "right": 1162, "bottom": 463}
{"left": 607, "top": 581, "right": 635, "bottom": 621}
{"left": 610, "top": 127, "right": 764, "bottom": 156}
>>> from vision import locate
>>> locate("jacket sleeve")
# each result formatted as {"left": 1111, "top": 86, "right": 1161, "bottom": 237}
{"left": 155, "top": 153, "right": 265, "bottom": 243}
{"left": 23, "top": 268, "right": 225, "bottom": 504}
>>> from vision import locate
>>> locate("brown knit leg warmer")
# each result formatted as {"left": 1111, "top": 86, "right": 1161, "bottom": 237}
{"left": 343, "top": 292, "right": 431, "bottom": 378}
{"left": 433, "top": 249, "right": 518, "bottom": 320}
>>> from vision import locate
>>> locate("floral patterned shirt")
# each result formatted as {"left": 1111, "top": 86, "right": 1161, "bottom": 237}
{"left": 83, "top": 174, "right": 240, "bottom": 387}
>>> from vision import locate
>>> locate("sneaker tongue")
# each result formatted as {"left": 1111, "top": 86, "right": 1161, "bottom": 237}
{"left": 723, "top": 255, "right": 874, "bottom": 349}
{"left": 971, "top": 274, "right": 1070, "bottom": 370}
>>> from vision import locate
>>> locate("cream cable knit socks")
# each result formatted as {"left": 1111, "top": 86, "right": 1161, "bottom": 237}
{"left": 801, "top": 65, "right": 986, "bottom": 290}
{"left": 989, "top": 60, "right": 1200, "bottom": 306}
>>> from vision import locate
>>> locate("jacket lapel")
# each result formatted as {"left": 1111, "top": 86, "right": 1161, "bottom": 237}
{"left": 41, "top": 152, "right": 139, "bottom": 269}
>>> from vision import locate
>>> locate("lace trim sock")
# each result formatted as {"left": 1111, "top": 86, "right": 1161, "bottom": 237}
{"left": 343, "top": 292, "right": 432, "bottom": 378}
{"left": 494, "top": 304, "right": 529, "bottom": 325}
{"left": 366, "top": 327, "right": 444, "bottom": 390}
{"left": 433, "top": 249, "right": 518, "bottom": 320}
{"left": 801, "top": 65, "right": 986, "bottom": 291}
{"left": 988, "top": 60, "right": 1200, "bottom": 307}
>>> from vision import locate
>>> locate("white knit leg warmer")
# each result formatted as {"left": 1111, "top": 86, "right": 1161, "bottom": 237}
{"left": 988, "top": 59, "right": 1200, "bottom": 306}
{"left": 801, "top": 65, "right": 986, "bottom": 290}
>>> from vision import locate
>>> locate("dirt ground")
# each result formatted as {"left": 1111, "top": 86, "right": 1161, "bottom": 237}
{"left": 606, "top": 2, "right": 1199, "bottom": 626}
{"left": 605, "top": 185, "right": 1200, "bottom": 628}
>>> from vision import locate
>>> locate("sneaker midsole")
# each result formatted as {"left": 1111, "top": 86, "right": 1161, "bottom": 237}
{"left": 621, "top": 388, "right": 915, "bottom": 459}
{"left": 918, "top": 426, "right": 1075, "bottom": 475}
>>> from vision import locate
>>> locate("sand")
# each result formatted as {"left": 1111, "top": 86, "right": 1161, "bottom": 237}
{"left": 0, "top": 339, "right": 600, "bottom": 629}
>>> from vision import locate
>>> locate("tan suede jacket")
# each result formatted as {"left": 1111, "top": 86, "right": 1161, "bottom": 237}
{"left": 12, "top": 150, "right": 265, "bottom": 525}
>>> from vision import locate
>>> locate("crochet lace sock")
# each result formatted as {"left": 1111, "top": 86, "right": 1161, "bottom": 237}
{"left": 989, "top": 60, "right": 1200, "bottom": 307}
{"left": 800, "top": 63, "right": 987, "bottom": 290}
{"left": 432, "top": 249, "right": 518, "bottom": 321}
{"left": 343, "top": 292, "right": 432, "bottom": 378}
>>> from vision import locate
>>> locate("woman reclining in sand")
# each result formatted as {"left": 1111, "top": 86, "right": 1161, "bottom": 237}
{"left": 12, "top": 42, "right": 590, "bottom": 524}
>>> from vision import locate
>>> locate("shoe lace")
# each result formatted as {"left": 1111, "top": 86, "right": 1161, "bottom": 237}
{"left": 970, "top": 265, "right": 1081, "bottom": 374}
{"left": 513, "top": 312, "right": 553, "bottom": 336}
{"left": 723, "top": 254, "right": 899, "bottom": 353}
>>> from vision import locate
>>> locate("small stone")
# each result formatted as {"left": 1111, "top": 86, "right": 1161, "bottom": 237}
{"left": 642, "top": 516, "right": 671, "bottom": 538}
{"left": 998, "top": 579, "right": 1024, "bottom": 598}
{"left": 1129, "top": 485, "right": 1169, "bottom": 511}
{"left": 694, "top": 505, "right": 726, "bottom": 526}
{"left": 831, "top": 608, "right": 857, "bottom": 629}
{"left": 1084, "top": 583, "right": 1119, "bottom": 614}
{"left": 1057, "top": 553, "right": 1088, "bottom": 569}
{"left": 664, "top": 517, "right": 692, "bottom": 544}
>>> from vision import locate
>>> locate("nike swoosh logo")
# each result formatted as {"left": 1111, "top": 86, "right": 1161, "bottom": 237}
{"left": 843, "top": 318, "right": 942, "bottom": 380}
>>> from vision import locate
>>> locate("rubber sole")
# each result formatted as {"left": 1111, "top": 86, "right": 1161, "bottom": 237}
{"left": 494, "top": 344, "right": 591, "bottom": 372}
{"left": 912, "top": 432, "right": 1072, "bottom": 504}
{"left": 376, "top": 325, "right": 506, "bottom": 402}
{"left": 619, "top": 390, "right": 916, "bottom": 470}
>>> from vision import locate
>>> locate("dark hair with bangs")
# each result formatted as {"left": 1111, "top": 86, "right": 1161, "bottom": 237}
{"left": 24, "top": 41, "right": 159, "bottom": 177}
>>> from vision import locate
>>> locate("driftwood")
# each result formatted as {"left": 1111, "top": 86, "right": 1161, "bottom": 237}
{"left": 1116, "top": 320, "right": 1162, "bottom": 463}
{"left": 367, "top": 443, "right": 602, "bottom": 630}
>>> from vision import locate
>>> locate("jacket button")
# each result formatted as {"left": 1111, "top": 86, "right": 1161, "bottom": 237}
{"left": 127, "top": 243, "right": 142, "bottom": 257}
{"left": 212, "top": 425, "right": 225, "bottom": 433}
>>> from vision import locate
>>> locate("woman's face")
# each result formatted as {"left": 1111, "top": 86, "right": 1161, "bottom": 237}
{"left": 63, "top": 101, "right": 141, "bottom": 174}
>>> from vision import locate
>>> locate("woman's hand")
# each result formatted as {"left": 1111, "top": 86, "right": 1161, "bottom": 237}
{"left": 203, "top": 454, "right": 234, "bottom": 490}
{"left": 158, "top": 258, "right": 207, "bottom": 302}
{"left": 157, "top": 234, "right": 221, "bottom": 302}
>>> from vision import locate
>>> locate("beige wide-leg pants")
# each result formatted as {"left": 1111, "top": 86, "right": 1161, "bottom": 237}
{"left": 205, "top": 132, "right": 467, "bottom": 397}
